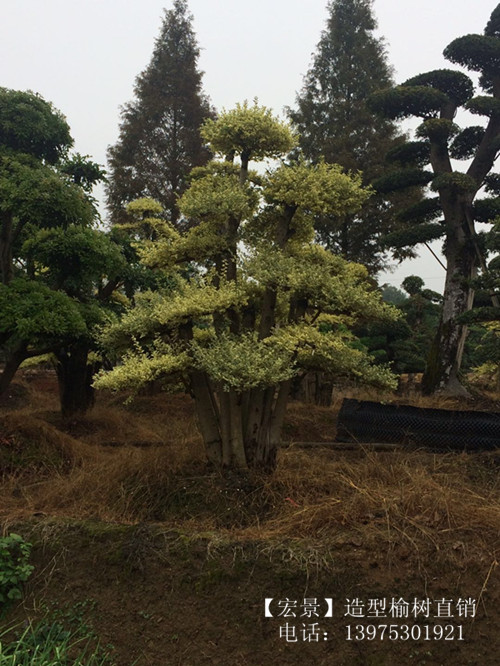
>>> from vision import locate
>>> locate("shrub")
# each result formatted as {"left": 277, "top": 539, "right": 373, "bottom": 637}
{"left": 0, "top": 534, "right": 34, "bottom": 616}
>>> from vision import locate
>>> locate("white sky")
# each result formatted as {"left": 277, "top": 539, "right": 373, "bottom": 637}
{"left": 2, "top": 0, "right": 498, "bottom": 291}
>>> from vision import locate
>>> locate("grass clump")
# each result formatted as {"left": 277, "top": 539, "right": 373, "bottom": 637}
{"left": 0, "top": 616, "right": 115, "bottom": 665}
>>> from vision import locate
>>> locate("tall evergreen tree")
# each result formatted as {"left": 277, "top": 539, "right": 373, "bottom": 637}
{"left": 288, "top": 0, "right": 406, "bottom": 273}
{"left": 369, "top": 4, "right": 500, "bottom": 394}
{"left": 106, "top": 0, "right": 214, "bottom": 227}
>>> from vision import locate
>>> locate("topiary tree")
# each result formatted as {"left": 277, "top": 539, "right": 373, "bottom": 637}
{"left": 96, "top": 103, "right": 397, "bottom": 472}
{"left": 22, "top": 226, "right": 127, "bottom": 416}
{"left": 368, "top": 5, "right": 500, "bottom": 394}
{"left": 0, "top": 88, "right": 110, "bottom": 408}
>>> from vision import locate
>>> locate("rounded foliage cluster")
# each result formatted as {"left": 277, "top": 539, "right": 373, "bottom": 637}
{"left": 368, "top": 86, "right": 448, "bottom": 120}
{"left": 445, "top": 34, "right": 500, "bottom": 74}
{"left": 449, "top": 126, "right": 486, "bottom": 159}
{"left": 201, "top": 102, "right": 296, "bottom": 161}
{"left": 0, "top": 88, "right": 72, "bottom": 163}
{"left": 416, "top": 118, "right": 459, "bottom": 143}
{"left": 403, "top": 69, "right": 474, "bottom": 106}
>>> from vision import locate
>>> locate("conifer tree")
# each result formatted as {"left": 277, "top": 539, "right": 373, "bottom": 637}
{"left": 106, "top": 0, "right": 214, "bottom": 227}
{"left": 288, "top": 0, "right": 405, "bottom": 273}
{"left": 369, "top": 4, "right": 500, "bottom": 394}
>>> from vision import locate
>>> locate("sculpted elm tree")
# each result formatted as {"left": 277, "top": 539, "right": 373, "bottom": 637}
{"left": 96, "top": 103, "right": 397, "bottom": 471}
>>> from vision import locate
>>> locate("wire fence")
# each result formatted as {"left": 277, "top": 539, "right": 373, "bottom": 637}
{"left": 336, "top": 399, "right": 500, "bottom": 451}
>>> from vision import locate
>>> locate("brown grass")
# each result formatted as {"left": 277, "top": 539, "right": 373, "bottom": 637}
{"left": 0, "top": 376, "right": 499, "bottom": 571}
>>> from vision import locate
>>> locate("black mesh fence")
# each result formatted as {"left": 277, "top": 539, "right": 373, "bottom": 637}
{"left": 336, "top": 399, "right": 500, "bottom": 451}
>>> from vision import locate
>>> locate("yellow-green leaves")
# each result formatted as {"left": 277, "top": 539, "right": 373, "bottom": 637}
{"left": 192, "top": 332, "right": 295, "bottom": 391}
{"left": 272, "top": 324, "right": 397, "bottom": 391}
{"left": 94, "top": 342, "right": 189, "bottom": 393}
{"left": 126, "top": 197, "right": 163, "bottom": 218}
{"left": 201, "top": 101, "right": 297, "bottom": 161}
{"left": 264, "top": 160, "right": 371, "bottom": 214}
{"left": 178, "top": 166, "right": 258, "bottom": 223}
{"left": 96, "top": 102, "right": 399, "bottom": 399}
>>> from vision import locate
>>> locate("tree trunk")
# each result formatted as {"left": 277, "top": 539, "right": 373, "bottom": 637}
{"left": 189, "top": 371, "right": 222, "bottom": 466}
{"left": 190, "top": 373, "right": 288, "bottom": 472}
{"left": 314, "top": 372, "right": 334, "bottom": 406}
{"left": 0, "top": 343, "right": 27, "bottom": 396}
{"left": 422, "top": 202, "right": 475, "bottom": 395}
{"left": 55, "top": 344, "right": 97, "bottom": 417}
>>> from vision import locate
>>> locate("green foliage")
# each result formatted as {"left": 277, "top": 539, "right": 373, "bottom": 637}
{"left": 23, "top": 227, "right": 125, "bottom": 299}
{"left": 402, "top": 275, "right": 425, "bottom": 296}
{"left": 368, "top": 86, "right": 448, "bottom": 120}
{"left": 96, "top": 104, "right": 398, "bottom": 400}
{"left": 449, "top": 126, "right": 485, "bottom": 159}
{"left": 0, "top": 534, "right": 34, "bottom": 616}
{"left": 0, "top": 279, "right": 86, "bottom": 346}
{"left": 367, "top": 3, "right": 500, "bottom": 393}
{"left": 0, "top": 616, "right": 114, "bottom": 665}
{"left": 465, "top": 95, "right": 500, "bottom": 116}
{"left": 430, "top": 172, "right": 477, "bottom": 193}
{"left": 373, "top": 167, "right": 434, "bottom": 194}
{"left": 0, "top": 153, "right": 95, "bottom": 229}
{"left": 473, "top": 197, "right": 500, "bottom": 223}
{"left": 386, "top": 141, "right": 430, "bottom": 167}
{"left": 484, "top": 173, "right": 500, "bottom": 195}
{"left": 106, "top": 0, "right": 213, "bottom": 225}
{"left": 179, "top": 166, "right": 258, "bottom": 222}
{"left": 369, "top": 278, "right": 440, "bottom": 373}
{"left": 202, "top": 101, "right": 296, "bottom": 161}
{"left": 415, "top": 118, "right": 459, "bottom": 143}
{"left": 397, "top": 197, "right": 441, "bottom": 224}
{"left": 382, "top": 223, "right": 444, "bottom": 249}
{"left": 0, "top": 88, "right": 72, "bottom": 164}
{"left": 263, "top": 160, "right": 369, "bottom": 214}
{"left": 288, "top": 0, "right": 404, "bottom": 273}
{"left": 403, "top": 69, "right": 474, "bottom": 106}
{"left": 380, "top": 284, "right": 407, "bottom": 306}
{"left": 444, "top": 34, "right": 500, "bottom": 74}
{"left": 59, "top": 154, "right": 106, "bottom": 192}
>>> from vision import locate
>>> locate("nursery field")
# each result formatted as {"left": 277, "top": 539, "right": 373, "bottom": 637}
{"left": 0, "top": 371, "right": 499, "bottom": 665}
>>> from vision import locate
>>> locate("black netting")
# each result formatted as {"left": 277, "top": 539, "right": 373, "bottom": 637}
{"left": 336, "top": 399, "right": 500, "bottom": 451}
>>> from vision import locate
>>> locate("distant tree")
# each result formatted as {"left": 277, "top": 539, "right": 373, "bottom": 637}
{"left": 356, "top": 276, "right": 441, "bottom": 374}
{"left": 288, "top": 0, "right": 408, "bottom": 273}
{"left": 106, "top": 0, "right": 214, "bottom": 227}
{"left": 369, "top": 4, "right": 500, "bottom": 394}
{"left": 96, "top": 103, "right": 397, "bottom": 472}
{"left": 380, "top": 284, "right": 407, "bottom": 306}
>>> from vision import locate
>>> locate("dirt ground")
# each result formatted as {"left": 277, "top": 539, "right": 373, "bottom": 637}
{"left": 5, "top": 520, "right": 497, "bottom": 666}
{"left": 1, "top": 372, "right": 499, "bottom": 665}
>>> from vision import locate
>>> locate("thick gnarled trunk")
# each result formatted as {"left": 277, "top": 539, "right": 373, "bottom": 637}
{"left": 190, "top": 373, "right": 292, "bottom": 472}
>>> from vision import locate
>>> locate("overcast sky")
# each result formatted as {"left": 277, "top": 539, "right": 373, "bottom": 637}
{"left": 2, "top": 0, "right": 498, "bottom": 290}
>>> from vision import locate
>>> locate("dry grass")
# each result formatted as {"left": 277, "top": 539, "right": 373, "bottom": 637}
{"left": 0, "top": 376, "right": 499, "bottom": 570}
